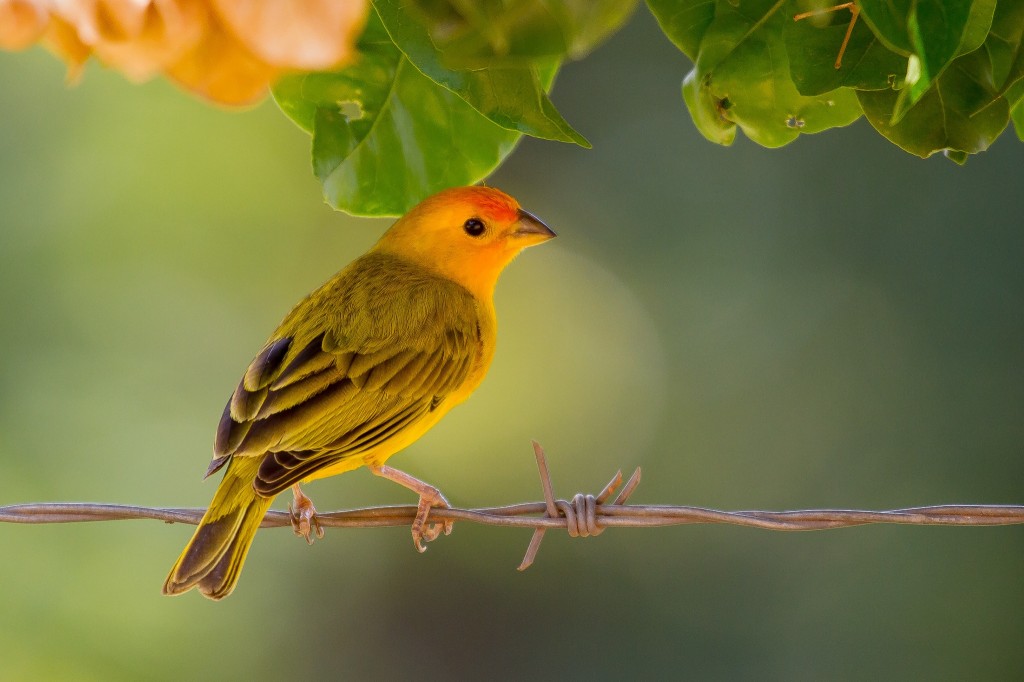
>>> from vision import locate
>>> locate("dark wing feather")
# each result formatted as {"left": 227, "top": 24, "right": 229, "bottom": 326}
{"left": 208, "top": 253, "right": 481, "bottom": 494}
{"left": 252, "top": 400, "right": 431, "bottom": 495}
{"left": 242, "top": 337, "right": 291, "bottom": 392}
{"left": 272, "top": 335, "right": 338, "bottom": 389}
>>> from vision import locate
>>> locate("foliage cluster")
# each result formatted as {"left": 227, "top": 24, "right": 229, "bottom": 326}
{"left": 4, "top": 0, "right": 1022, "bottom": 215}
{"left": 274, "top": 0, "right": 1024, "bottom": 214}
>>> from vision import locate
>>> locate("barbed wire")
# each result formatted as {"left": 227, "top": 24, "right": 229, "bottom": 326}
{"left": 2, "top": 442, "right": 1022, "bottom": 570}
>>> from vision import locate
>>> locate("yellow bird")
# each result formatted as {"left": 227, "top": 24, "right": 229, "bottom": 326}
{"left": 163, "top": 186, "right": 555, "bottom": 599}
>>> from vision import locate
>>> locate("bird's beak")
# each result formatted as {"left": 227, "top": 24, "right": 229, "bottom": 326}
{"left": 512, "top": 208, "right": 556, "bottom": 246}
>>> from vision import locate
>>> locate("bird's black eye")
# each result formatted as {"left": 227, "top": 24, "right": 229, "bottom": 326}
{"left": 463, "top": 218, "right": 486, "bottom": 237}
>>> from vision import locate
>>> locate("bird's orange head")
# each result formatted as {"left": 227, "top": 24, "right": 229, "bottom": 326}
{"left": 373, "top": 186, "right": 555, "bottom": 299}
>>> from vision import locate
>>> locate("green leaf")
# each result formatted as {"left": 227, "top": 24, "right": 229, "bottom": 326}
{"left": 984, "top": 0, "right": 1024, "bottom": 91}
{"left": 880, "top": 1, "right": 996, "bottom": 126}
{"left": 786, "top": 2, "right": 908, "bottom": 95}
{"left": 676, "top": 0, "right": 862, "bottom": 148}
{"left": 904, "top": 0, "right": 979, "bottom": 107}
{"left": 957, "top": 0, "right": 998, "bottom": 56}
{"left": 553, "top": 0, "right": 640, "bottom": 58}
{"left": 1008, "top": 79, "right": 1024, "bottom": 106}
{"left": 858, "top": 0, "right": 914, "bottom": 55}
{"left": 647, "top": 0, "right": 717, "bottom": 61}
{"left": 858, "top": 48, "right": 1010, "bottom": 158}
{"left": 1011, "top": 98, "right": 1024, "bottom": 140}
{"left": 273, "top": 13, "right": 522, "bottom": 216}
{"left": 272, "top": 18, "right": 396, "bottom": 135}
{"left": 372, "top": 0, "right": 588, "bottom": 147}
{"left": 944, "top": 148, "right": 969, "bottom": 163}
{"left": 1006, "top": 78, "right": 1024, "bottom": 139}
{"left": 407, "top": 0, "right": 639, "bottom": 65}
{"left": 682, "top": 70, "right": 736, "bottom": 145}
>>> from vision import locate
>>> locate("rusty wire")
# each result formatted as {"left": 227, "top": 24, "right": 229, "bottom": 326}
{"left": 1, "top": 442, "right": 1022, "bottom": 570}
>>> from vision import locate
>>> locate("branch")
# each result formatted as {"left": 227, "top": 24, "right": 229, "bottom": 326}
{"left": 2, "top": 442, "right": 1022, "bottom": 570}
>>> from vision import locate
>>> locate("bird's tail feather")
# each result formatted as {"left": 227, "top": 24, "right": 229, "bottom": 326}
{"left": 162, "top": 456, "right": 273, "bottom": 600}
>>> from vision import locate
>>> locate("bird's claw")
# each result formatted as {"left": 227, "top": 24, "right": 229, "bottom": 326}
{"left": 289, "top": 485, "right": 325, "bottom": 545}
{"left": 369, "top": 464, "right": 454, "bottom": 552}
{"left": 411, "top": 488, "right": 453, "bottom": 553}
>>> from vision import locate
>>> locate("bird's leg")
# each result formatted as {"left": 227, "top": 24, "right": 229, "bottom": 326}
{"left": 793, "top": 2, "right": 859, "bottom": 69}
{"left": 369, "top": 465, "right": 453, "bottom": 552}
{"left": 288, "top": 483, "right": 325, "bottom": 544}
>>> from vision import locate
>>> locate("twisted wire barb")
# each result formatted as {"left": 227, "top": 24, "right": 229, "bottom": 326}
{"left": 1, "top": 442, "right": 1022, "bottom": 569}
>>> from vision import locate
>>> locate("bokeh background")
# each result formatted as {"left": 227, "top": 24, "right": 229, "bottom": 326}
{"left": 2, "top": 9, "right": 1023, "bottom": 680}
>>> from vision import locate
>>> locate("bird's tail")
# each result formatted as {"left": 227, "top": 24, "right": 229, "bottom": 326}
{"left": 162, "top": 456, "right": 273, "bottom": 600}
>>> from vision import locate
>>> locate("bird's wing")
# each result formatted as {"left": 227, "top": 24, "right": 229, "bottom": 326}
{"left": 208, "top": 253, "right": 481, "bottom": 496}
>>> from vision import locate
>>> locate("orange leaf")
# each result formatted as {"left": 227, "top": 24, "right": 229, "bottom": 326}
{"left": 210, "top": 0, "right": 368, "bottom": 70}
{"left": 50, "top": 0, "right": 207, "bottom": 80}
{"left": 0, "top": 0, "right": 48, "bottom": 51}
{"left": 95, "top": 0, "right": 208, "bottom": 80}
{"left": 165, "top": 15, "right": 276, "bottom": 106}
{"left": 43, "top": 17, "right": 92, "bottom": 80}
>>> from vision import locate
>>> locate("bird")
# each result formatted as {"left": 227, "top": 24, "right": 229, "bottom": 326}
{"left": 162, "top": 185, "right": 556, "bottom": 599}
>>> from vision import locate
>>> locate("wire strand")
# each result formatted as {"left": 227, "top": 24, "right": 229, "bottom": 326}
{"left": 2, "top": 443, "right": 1021, "bottom": 569}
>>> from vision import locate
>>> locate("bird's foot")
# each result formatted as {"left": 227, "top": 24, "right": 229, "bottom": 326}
{"left": 370, "top": 465, "right": 453, "bottom": 552}
{"left": 410, "top": 486, "right": 453, "bottom": 552}
{"left": 289, "top": 483, "right": 325, "bottom": 545}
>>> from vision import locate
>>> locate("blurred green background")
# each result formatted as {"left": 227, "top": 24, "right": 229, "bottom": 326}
{"left": 2, "top": 10, "right": 1023, "bottom": 680}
